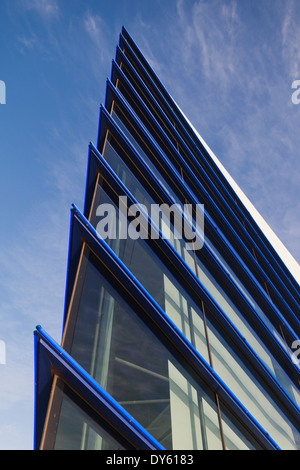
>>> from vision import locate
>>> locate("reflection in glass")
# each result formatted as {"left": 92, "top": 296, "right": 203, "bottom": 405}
{"left": 206, "top": 314, "right": 300, "bottom": 450}
{"left": 64, "top": 251, "right": 258, "bottom": 450}
{"left": 54, "top": 386, "right": 124, "bottom": 450}
{"left": 111, "top": 110, "right": 182, "bottom": 206}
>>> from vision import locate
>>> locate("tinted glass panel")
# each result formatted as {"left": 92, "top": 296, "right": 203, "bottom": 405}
{"left": 54, "top": 384, "right": 125, "bottom": 450}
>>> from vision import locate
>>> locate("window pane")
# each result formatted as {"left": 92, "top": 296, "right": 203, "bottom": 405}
{"left": 66, "top": 253, "right": 227, "bottom": 449}
{"left": 195, "top": 255, "right": 300, "bottom": 410}
{"left": 54, "top": 387, "right": 125, "bottom": 450}
{"left": 111, "top": 109, "right": 182, "bottom": 206}
{"left": 102, "top": 138, "right": 198, "bottom": 272}
{"left": 207, "top": 316, "right": 300, "bottom": 450}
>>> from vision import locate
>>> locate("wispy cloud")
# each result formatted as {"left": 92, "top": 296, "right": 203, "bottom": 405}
{"left": 174, "top": 0, "right": 241, "bottom": 91}
{"left": 281, "top": 0, "right": 300, "bottom": 78}
{"left": 84, "top": 11, "right": 104, "bottom": 44}
{"left": 132, "top": 0, "right": 300, "bottom": 266}
{"left": 21, "top": 0, "right": 59, "bottom": 20}
{"left": 17, "top": 32, "right": 38, "bottom": 50}
{"left": 83, "top": 11, "right": 113, "bottom": 65}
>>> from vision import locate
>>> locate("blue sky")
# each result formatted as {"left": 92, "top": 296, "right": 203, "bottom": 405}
{"left": 0, "top": 0, "right": 299, "bottom": 450}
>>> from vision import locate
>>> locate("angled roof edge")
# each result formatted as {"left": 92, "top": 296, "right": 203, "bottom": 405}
{"left": 177, "top": 106, "right": 300, "bottom": 287}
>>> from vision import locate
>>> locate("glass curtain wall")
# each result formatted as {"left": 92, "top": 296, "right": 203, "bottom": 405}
{"left": 88, "top": 173, "right": 300, "bottom": 449}
{"left": 60, "top": 245, "right": 258, "bottom": 450}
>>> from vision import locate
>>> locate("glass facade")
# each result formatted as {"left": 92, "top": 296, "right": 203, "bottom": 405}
{"left": 34, "top": 28, "right": 300, "bottom": 451}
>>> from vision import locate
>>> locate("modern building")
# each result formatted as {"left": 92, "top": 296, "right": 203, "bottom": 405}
{"left": 34, "top": 27, "right": 300, "bottom": 450}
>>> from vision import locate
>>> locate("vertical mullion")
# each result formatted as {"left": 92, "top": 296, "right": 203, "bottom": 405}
{"left": 178, "top": 156, "right": 227, "bottom": 450}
